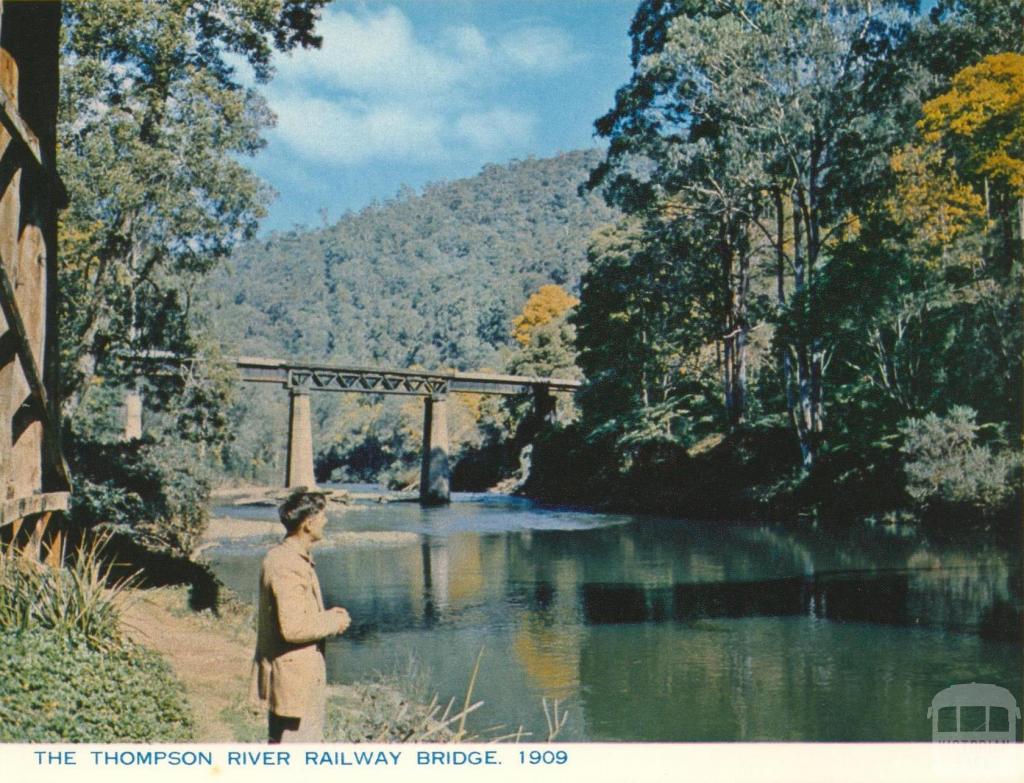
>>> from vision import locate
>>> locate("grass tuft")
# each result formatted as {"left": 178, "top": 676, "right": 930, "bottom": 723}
{"left": 0, "top": 533, "right": 136, "bottom": 650}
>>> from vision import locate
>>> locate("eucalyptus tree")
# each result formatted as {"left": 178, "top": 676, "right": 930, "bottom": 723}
{"left": 822, "top": 48, "right": 1024, "bottom": 452}
{"left": 58, "top": 0, "right": 329, "bottom": 422}
{"left": 917, "top": 0, "right": 1024, "bottom": 78}
{"left": 574, "top": 219, "right": 712, "bottom": 461}
{"left": 589, "top": 2, "right": 768, "bottom": 431}
{"left": 55, "top": 0, "right": 329, "bottom": 556}
{"left": 590, "top": 0, "right": 923, "bottom": 469}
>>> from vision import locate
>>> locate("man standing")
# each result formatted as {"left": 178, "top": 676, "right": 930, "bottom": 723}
{"left": 252, "top": 488, "right": 351, "bottom": 743}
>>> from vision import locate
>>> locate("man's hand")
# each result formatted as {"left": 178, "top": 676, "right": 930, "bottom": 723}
{"left": 329, "top": 606, "right": 351, "bottom": 635}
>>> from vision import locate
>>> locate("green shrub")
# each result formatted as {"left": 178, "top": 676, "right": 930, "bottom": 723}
{"left": 0, "top": 536, "right": 131, "bottom": 650}
{"left": 900, "top": 406, "right": 1020, "bottom": 511}
{"left": 0, "top": 630, "right": 194, "bottom": 742}
{"left": 68, "top": 437, "right": 211, "bottom": 558}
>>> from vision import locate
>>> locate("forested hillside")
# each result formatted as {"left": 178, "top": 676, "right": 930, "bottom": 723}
{"left": 204, "top": 150, "right": 614, "bottom": 368}
{"left": 200, "top": 151, "right": 616, "bottom": 483}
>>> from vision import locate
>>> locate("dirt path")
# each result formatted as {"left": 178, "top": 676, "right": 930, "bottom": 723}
{"left": 119, "top": 587, "right": 261, "bottom": 741}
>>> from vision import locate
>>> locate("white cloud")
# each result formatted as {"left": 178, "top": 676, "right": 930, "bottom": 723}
{"left": 455, "top": 109, "right": 535, "bottom": 152}
{"left": 272, "top": 96, "right": 445, "bottom": 165}
{"left": 447, "top": 25, "right": 489, "bottom": 62}
{"left": 274, "top": 7, "right": 463, "bottom": 97}
{"left": 263, "top": 6, "right": 580, "bottom": 166}
{"left": 498, "top": 27, "right": 580, "bottom": 72}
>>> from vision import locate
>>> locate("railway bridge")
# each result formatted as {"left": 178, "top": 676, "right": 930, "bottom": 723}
{"left": 135, "top": 354, "right": 580, "bottom": 506}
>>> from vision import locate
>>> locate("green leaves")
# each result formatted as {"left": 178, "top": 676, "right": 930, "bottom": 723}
{"left": 574, "top": 218, "right": 714, "bottom": 457}
{"left": 58, "top": 0, "right": 330, "bottom": 415}
{"left": 57, "top": 0, "right": 333, "bottom": 553}
{"left": 205, "top": 152, "right": 617, "bottom": 484}
{"left": 571, "top": 0, "right": 1021, "bottom": 520}
{"left": 900, "top": 406, "right": 1020, "bottom": 511}
{"left": 0, "top": 630, "right": 194, "bottom": 742}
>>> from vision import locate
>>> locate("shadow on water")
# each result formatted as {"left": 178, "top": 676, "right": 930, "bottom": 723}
{"left": 581, "top": 569, "right": 1022, "bottom": 640}
{"left": 338, "top": 566, "right": 1022, "bottom": 642}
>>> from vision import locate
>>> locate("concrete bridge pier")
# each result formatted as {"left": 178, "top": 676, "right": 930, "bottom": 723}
{"left": 419, "top": 393, "right": 450, "bottom": 506}
{"left": 533, "top": 384, "right": 556, "bottom": 424}
{"left": 123, "top": 390, "right": 143, "bottom": 441}
{"left": 286, "top": 387, "right": 316, "bottom": 488}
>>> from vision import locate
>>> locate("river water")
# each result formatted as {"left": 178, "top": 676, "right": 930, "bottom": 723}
{"left": 207, "top": 490, "right": 1022, "bottom": 742}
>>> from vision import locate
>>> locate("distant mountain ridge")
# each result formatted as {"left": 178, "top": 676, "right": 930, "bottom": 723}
{"left": 201, "top": 149, "right": 618, "bottom": 371}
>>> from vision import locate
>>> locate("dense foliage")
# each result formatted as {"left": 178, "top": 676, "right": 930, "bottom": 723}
{"left": 54, "top": 0, "right": 1022, "bottom": 528}
{"left": 0, "top": 537, "right": 128, "bottom": 650}
{"left": 0, "top": 539, "right": 194, "bottom": 742}
{"left": 57, "top": 0, "right": 329, "bottom": 554}
{"left": 0, "top": 630, "right": 194, "bottom": 742}
{"left": 523, "top": 0, "right": 1022, "bottom": 525}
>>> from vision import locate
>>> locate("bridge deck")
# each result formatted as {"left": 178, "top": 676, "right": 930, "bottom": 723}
{"left": 142, "top": 352, "right": 580, "bottom": 396}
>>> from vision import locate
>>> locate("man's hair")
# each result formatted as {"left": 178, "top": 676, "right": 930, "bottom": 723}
{"left": 279, "top": 487, "right": 327, "bottom": 533}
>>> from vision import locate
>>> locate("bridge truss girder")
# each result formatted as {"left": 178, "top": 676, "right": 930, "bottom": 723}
{"left": 284, "top": 367, "right": 450, "bottom": 397}
{"left": 232, "top": 356, "right": 580, "bottom": 398}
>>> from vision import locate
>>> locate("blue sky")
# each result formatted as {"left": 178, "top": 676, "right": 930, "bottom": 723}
{"left": 247, "top": 0, "right": 638, "bottom": 231}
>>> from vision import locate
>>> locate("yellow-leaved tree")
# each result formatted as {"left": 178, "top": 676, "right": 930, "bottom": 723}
{"left": 887, "top": 143, "right": 988, "bottom": 264}
{"left": 919, "top": 52, "right": 1024, "bottom": 196}
{"left": 888, "top": 52, "right": 1023, "bottom": 269}
{"left": 511, "top": 285, "right": 580, "bottom": 346}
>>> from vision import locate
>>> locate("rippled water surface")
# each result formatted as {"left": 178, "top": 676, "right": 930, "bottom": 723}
{"left": 207, "top": 491, "right": 1022, "bottom": 741}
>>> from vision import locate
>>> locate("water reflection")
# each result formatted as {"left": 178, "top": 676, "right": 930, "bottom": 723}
{"left": 208, "top": 494, "right": 1021, "bottom": 741}
{"left": 580, "top": 567, "right": 1020, "bottom": 638}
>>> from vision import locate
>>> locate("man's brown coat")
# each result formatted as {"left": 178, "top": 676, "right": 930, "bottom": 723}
{"left": 252, "top": 537, "right": 337, "bottom": 718}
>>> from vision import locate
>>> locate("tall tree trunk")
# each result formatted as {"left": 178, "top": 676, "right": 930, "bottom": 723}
{"left": 791, "top": 188, "right": 814, "bottom": 470}
{"left": 732, "top": 232, "right": 750, "bottom": 429}
{"left": 723, "top": 331, "right": 734, "bottom": 421}
{"left": 720, "top": 221, "right": 737, "bottom": 426}
{"left": 720, "top": 218, "right": 749, "bottom": 429}
{"left": 804, "top": 166, "right": 825, "bottom": 446}
{"left": 774, "top": 188, "right": 798, "bottom": 438}
{"left": 732, "top": 322, "right": 747, "bottom": 427}
{"left": 1017, "top": 197, "right": 1023, "bottom": 250}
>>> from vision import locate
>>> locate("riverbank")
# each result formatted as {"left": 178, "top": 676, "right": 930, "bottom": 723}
{"left": 516, "top": 423, "right": 1022, "bottom": 532}
{"left": 118, "top": 507, "right": 465, "bottom": 743}
{"left": 211, "top": 484, "right": 413, "bottom": 508}
{"left": 119, "top": 586, "right": 260, "bottom": 741}
{"left": 119, "top": 583, "right": 467, "bottom": 743}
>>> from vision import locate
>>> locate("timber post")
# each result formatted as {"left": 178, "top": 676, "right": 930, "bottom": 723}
{"left": 0, "top": 0, "right": 71, "bottom": 556}
{"left": 419, "top": 393, "right": 450, "bottom": 506}
{"left": 285, "top": 385, "right": 316, "bottom": 488}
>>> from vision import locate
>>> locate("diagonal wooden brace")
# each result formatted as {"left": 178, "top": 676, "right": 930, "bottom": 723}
{"left": 0, "top": 89, "right": 68, "bottom": 209}
{"left": 0, "top": 262, "right": 71, "bottom": 491}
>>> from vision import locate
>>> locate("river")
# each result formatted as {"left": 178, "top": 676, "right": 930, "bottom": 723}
{"left": 206, "top": 490, "right": 1022, "bottom": 742}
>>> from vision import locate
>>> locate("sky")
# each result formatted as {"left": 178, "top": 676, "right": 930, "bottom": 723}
{"left": 244, "top": 0, "right": 638, "bottom": 231}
